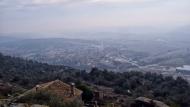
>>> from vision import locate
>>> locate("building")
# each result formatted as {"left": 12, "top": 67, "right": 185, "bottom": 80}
{"left": 17, "top": 80, "right": 82, "bottom": 102}
{"left": 176, "top": 65, "right": 190, "bottom": 75}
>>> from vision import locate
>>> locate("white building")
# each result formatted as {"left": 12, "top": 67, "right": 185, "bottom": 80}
{"left": 176, "top": 65, "right": 190, "bottom": 75}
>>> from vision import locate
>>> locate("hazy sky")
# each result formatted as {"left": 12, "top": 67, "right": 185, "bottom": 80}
{"left": 0, "top": 0, "right": 190, "bottom": 34}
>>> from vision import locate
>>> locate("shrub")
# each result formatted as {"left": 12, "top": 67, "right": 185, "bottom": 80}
{"left": 17, "top": 91, "right": 82, "bottom": 107}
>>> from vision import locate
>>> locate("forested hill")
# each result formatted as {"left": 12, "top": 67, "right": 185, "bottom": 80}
{"left": 0, "top": 53, "right": 190, "bottom": 107}
{"left": 0, "top": 53, "right": 80, "bottom": 87}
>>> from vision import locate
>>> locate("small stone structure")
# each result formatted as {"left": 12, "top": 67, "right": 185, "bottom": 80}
{"left": 17, "top": 80, "right": 82, "bottom": 102}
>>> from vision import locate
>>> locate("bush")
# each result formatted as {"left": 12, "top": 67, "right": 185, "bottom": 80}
{"left": 76, "top": 84, "right": 93, "bottom": 102}
{"left": 17, "top": 91, "right": 82, "bottom": 107}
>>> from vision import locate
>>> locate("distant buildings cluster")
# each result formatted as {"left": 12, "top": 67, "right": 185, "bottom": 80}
{"left": 176, "top": 65, "right": 190, "bottom": 75}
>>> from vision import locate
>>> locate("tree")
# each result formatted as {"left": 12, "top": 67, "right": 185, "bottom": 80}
{"left": 77, "top": 84, "right": 93, "bottom": 102}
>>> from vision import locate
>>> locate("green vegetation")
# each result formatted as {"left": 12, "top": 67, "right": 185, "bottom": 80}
{"left": 17, "top": 91, "right": 83, "bottom": 107}
{"left": 0, "top": 53, "right": 79, "bottom": 88}
{"left": 0, "top": 53, "right": 190, "bottom": 107}
{"left": 76, "top": 83, "right": 94, "bottom": 102}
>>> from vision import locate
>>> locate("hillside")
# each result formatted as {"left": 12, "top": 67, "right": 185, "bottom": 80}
{"left": 0, "top": 53, "right": 190, "bottom": 107}
{"left": 1, "top": 37, "right": 190, "bottom": 72}
{"left": 0, "top": 53, "right": 79, "bottom": 87}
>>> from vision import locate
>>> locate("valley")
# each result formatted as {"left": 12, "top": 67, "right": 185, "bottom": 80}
{"left": 0, "top": 35, "right": 190, "bottom": 81}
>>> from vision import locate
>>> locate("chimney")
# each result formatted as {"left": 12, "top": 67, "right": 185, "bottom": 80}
{"left": 70, "top": 83, "right": 75, "bottom": 96}
{"left": 35, "top": 85, "right": 40, "bottom": 91}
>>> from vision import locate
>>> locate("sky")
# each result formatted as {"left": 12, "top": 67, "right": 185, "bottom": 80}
{"left": 0, "top": 0, "right": 190, "bottom": 34}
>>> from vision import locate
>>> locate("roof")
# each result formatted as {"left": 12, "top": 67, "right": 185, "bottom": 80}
{"left": 17, "top": 80, "right": 82, "bottom": 101}
{"left": 136, "top": 97, "right": 169, "bottom": 107}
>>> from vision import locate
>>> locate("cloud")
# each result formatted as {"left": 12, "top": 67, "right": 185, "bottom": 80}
{"left": 90, "top": 0, "right": 153, "bottom": 3}
{"left": 0, "top": 0, "right": 190, "bottom": 34}
{"left": 32, "top": 0, "right": 72, "bottom": 5}
{"left": 0, "top": 0, "right": 164, "bottom": 11}
{"left": 0, "top": 0, "right": 158, "bottom": 7}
